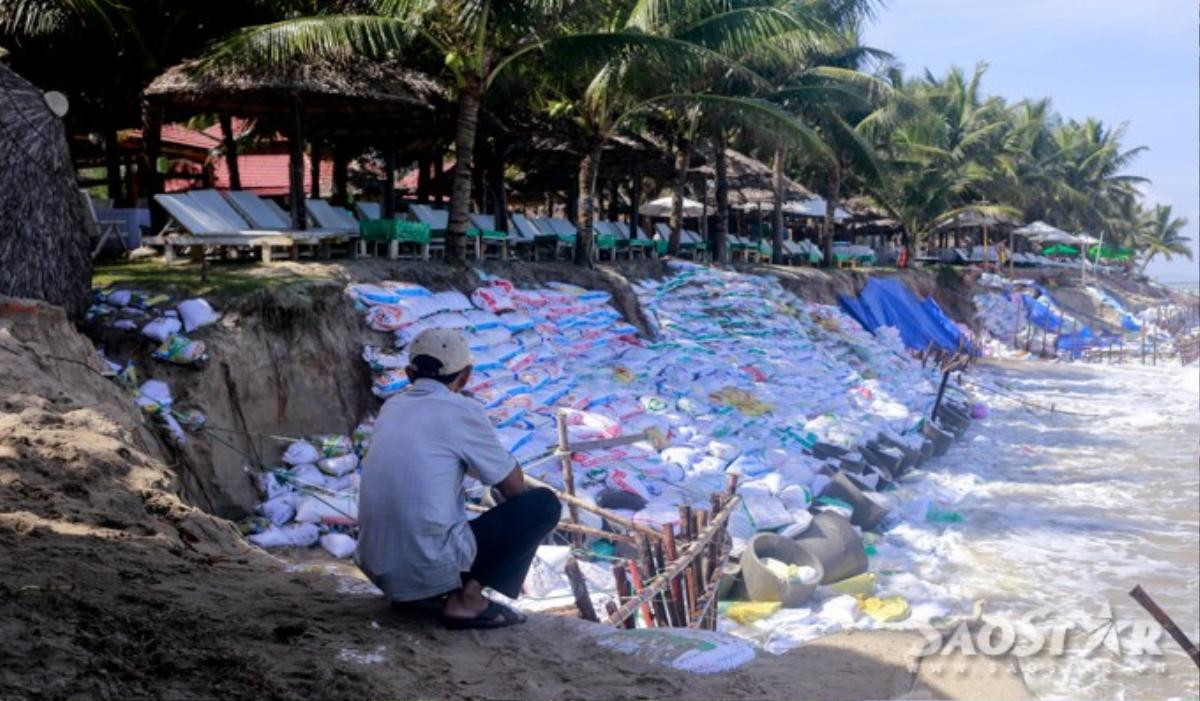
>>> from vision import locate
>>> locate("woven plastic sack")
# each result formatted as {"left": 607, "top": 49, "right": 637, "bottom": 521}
{"left": 141, "top": 316, "right": 181, "bottom": 342}
{"left": 471, "top": 286, "right": 516, "bottom": 314}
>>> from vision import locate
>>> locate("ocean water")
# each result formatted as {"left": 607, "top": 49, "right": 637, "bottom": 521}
{"left": 909, "top": 359, "right": 1200, "bottom": 699}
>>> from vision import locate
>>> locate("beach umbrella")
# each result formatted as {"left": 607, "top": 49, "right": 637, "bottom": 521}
{"left": 639, "top": 196, "right": 704, "bottom": 218}
{"left": 1013, "top": 220, "right": 1070, "bottom": 240}
{"left": 0, "top": 64, "right": 92, "bottom": 319}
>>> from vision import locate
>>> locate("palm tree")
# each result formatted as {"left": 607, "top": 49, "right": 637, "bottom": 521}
{"left": 205, "top": 0, "right": 569, "bottom": 263}
{"left": 1137, "top": 204, "right": 1192, "bottom": 272}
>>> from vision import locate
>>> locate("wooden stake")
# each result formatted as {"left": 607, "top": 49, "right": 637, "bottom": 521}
{"left": 640, "top": 535, "right": 670, "bottom": 628}
{"left": 1130, "top": 585, "right": 1200, "bottom": 668}
{"left": 662, "top": 524, "right": 686, "bottom": 627}
{"left": 611, "top": 562, "right": 635, "bottom": 629}
{"left": 604, "top": 496, "right": 741, "bottom": 627}
{"left": 651, "top": 538, "right": 677, "bottom": 627}
{"left": 627, "top": 558, "right": 655, "bottom": 628}
{"left": 565, "top": 557, "right": 598, "bottom": 622}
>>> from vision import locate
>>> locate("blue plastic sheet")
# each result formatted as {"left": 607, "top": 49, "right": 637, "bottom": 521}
{"left": 839, "top": 278, "right": 972, "bottom": 353}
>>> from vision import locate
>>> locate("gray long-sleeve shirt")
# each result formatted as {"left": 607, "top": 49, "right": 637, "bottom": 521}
{"left": 356, "top": 378, "right": 514, "bottom": 601}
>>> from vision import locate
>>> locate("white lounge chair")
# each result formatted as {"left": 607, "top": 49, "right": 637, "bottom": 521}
{"left": 508, "top": 213, "right": 543, "bottom": 260}
{"left": 355, "top": 201, "right": 381, "bottom": 221}
{"left": 467, "top": 213, "right": 510, "bottom": 260}
{"left": 532, "top": 217, "right": 576, "bottom": 260}
{"left": 150, "top": 192, "right": 345, "bottom": 263}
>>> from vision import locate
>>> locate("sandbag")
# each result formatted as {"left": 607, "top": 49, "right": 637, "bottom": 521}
{"left": 319, "top": 532, "right": 358, "bottom": 559}
{"left": 141, "top": 316, "right": 181, "bottom": 342}
{"left": 177, "top": 298, "right": 219, "bottom": 332}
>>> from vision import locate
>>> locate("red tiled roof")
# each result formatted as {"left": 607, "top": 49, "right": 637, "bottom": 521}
{"left": 211, "top": 153, "right": 333, "bottom": 196}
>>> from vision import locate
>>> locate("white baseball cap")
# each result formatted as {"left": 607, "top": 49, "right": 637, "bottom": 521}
{"left": 408, "top": 328, "right": 473, "bottom": 376}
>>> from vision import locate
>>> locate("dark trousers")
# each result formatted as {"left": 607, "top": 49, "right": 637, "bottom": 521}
{"left": 465, "top": 487, "right": 560, "bottom": 599}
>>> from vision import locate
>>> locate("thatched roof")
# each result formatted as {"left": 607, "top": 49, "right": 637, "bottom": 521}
{"left": 144, "top": 55, "right": 449, "bottom": 140}
{"left": 691, "top": 148, "right": 815, "bottom": 206}
{"left": 0, "top": 64, "right": 92, "bottom": 318}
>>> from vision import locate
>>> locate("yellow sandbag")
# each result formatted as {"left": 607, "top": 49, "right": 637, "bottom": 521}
{"left": 829, "top": 572, "right": 876, "bottom": 596}
{"left": 857, "top": 595, "right": 909, "bottom": 623}
{"left": 725, "top": 601, "right": 782, "bottom": 624}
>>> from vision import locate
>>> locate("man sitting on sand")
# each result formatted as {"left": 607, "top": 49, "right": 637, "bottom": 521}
{"left": 357, "top": 328, "right": 560, "bottom": 629}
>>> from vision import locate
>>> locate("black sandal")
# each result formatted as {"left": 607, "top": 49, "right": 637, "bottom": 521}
{"left": 443, "top": 600, "right": 527, "bottom": 630}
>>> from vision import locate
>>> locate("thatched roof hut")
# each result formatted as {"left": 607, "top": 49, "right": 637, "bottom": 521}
{"left": 0, "top": 63, "right": 92, "bottom": 319}
{"left": 144, "top": 55, "right": 450, "bottom": 226}
{"left": 144, "top": 55, "right": 448, "bottom": 138}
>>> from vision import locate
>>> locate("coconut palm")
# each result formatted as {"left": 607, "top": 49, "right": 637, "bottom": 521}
{"left": 1137, "top": 204, "right": 1192, "bottom": 272}
{"left": 205, "top": 0, "right": 573, "bottom": 263}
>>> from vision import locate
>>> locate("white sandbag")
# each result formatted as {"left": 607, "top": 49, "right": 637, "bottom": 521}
{"left": 105, "top": 289, "right": 133, "bottom": 306}
{"left": 778, "top": 484, "right": 812, "bottom": 512}
{"left": 248, "top": 523, "right": 320, "bottom": 548}
{"left": 137, "top": 380, "right": 173, "bottom": 407}
{"left": 282, "top": 440, "right": 320, "bottom": 466}
{"left": 177, "top": 298, "right": 220, "bottom": 332}
{"left": 257, "top": 493, "right": 297, "bottom": 526}
{"left": 319, "top": 532, "right": 358, "bottom": 559}
{"left": 318, "top": 452, "right": 359, "bottom": 477}
{"left": 295, "top": 494, "right": 358, "bottom": 525}
{"left": 141, "top": 316, "right": 181, "bottom": 342}
{"left": 741, "top": 494, "right": 794, "bottom": 531}
{"left": 471, "top": 286, "right": 516, "bottom": 313}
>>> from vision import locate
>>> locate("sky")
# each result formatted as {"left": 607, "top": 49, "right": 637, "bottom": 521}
{"left": 863, "top": 0, "right": 1199, "bottom": 284}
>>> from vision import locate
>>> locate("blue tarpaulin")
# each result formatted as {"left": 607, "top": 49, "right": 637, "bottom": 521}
{"left": 839, "top": 278, "right": 972, "bottom": 353}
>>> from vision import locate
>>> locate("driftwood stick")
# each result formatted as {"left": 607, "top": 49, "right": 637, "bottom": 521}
{"left": 605, "top": 495, "right": 741, "bottom": 627}
{"left": 1130, "top": 585, "right": 1200, "bottom": 667}
{"left": 564, "top": 557, "right": 598, "bottom": 622}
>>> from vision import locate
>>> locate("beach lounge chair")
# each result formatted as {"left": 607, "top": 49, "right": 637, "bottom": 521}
{"left": 532, "top": 217, "right": 576, "bottom": 260}
{"left": 467, "top": 213, "right": 510, "bottom": 260}
{"left": 353, "top": 201, "right": 435, "bottom": 260}
{"left": 592, "top": 220, "right": 622, "bottom": 260}
{"left": 654, "top": 222, "right": 703, "bottom": 259}
{"left": 81, "top": 190, "right": 128, "bottom": 260}
{"left": 213, "top": 190, "right": 336, "bottom": 240}
{"left": 683, "top": 229, "right": 709, "bottom": 262}
{"left": 150, "top": 192, "right": 345, "bottom": 263}
{"left": 614, "top": 222, "right": 654, "bottom": 258}
{"left": 410, "top": 204, "right": 506, "bottom": 260}
{"left": 509, "top": 213, "right": 547, "bottom": 260}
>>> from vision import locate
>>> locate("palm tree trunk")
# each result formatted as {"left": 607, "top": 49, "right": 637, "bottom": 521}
{"left": 669, "top": 137, "right": 691, "bottom": 255}
{"left": 822, "top": 162, "right": 842, "bottom": 267}
{"left": 713, "top": 131, "right": 729, "bottom": 264}
{"left": 332, "top": 144, "right": 349, "bottom": 206}
{"left": 771, "top": 147, "right": 786, "bottom": 264}
{"left": 287, "top": 99, "right": 305, "bottom": 229}
{"left": 219, "top": 114, "right": 241, "bottom": 190}
{"left": 447, "top": 82, "right": 482, "bottom": 265}
{"left": 574, "top": 141, "right": 603, "bottom": 266}
{"left": 103, "top": 122, "right": 121, "bottom": 204}
{"left": 140, "top": 99, "right": 165, "bottom": 232}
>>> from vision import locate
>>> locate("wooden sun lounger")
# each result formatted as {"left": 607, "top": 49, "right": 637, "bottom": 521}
{"left": 532, "top": 217, "right": 576, "bottom": 260}
{"left": 509, "top": 213, "right": 546, "bottom": 260}
{"left": 150, "top": 193, "right": 351, "bottom": 263}
{"left": 351, "top": 201, "right": 435, "bottom": 260}
{"left": 467, "top": 213, "right": 510, "bottom": 260}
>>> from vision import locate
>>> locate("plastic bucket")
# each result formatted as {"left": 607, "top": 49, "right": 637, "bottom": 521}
{"left": 742, "top": 533, "right": 824, "bottom": 607}
{"left": 793, "top": 511, "right": 869, "bottom": 584}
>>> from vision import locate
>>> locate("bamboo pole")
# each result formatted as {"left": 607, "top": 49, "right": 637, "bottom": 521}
{"left": 690, "top": 536, "right": 731, "bottom": 630}
{"left": 605, "top": 495, "right": 742, "bottom": 627}
{"left": 565, "top": 557, "right": 599, "bottom": 622}
{"left": 678, "top": 505, "right": 697, "bottom": 622}
{"left": 524, "top": 474, "right": 662, "bottom": 540}
{"left": 555, "top": 410, "right": 582, "bottom": 547}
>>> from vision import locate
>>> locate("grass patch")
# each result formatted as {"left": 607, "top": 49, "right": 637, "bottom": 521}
{"left": 92, "top": 260, "right": 332, "bottom": 300}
